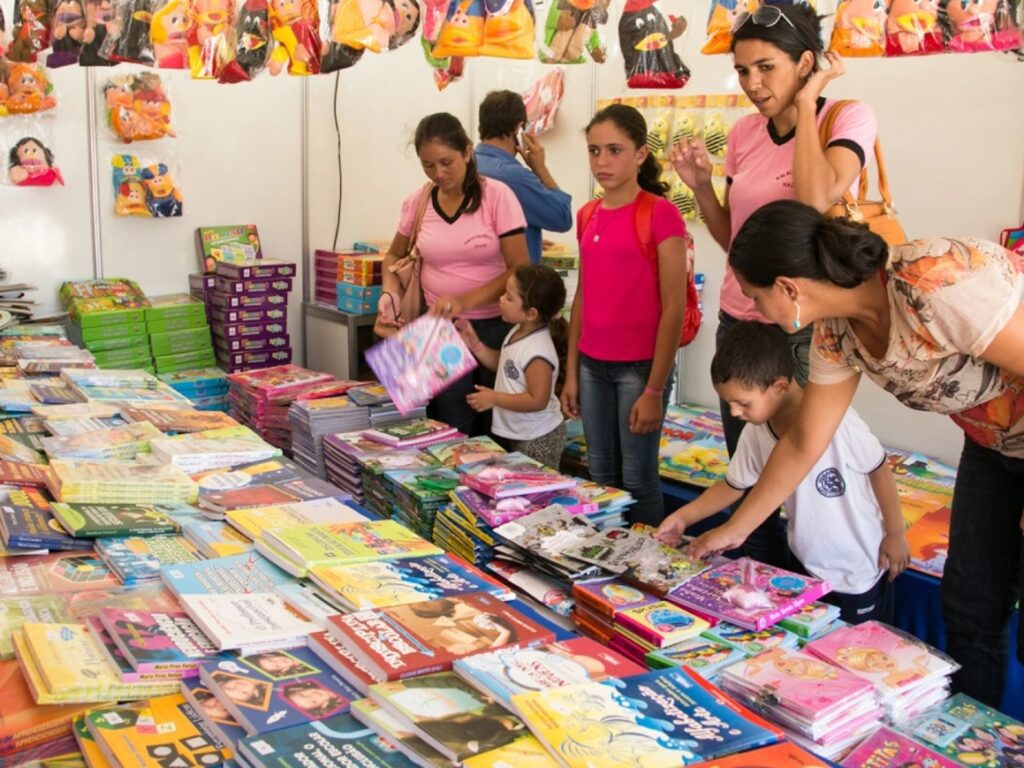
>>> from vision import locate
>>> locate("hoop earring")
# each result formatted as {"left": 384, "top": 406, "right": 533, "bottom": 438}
{"left": 793, "top": 301, "right": 802, "bottom": 330}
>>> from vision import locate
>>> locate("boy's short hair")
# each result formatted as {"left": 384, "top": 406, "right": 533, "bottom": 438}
{"left": 478, "top": 90, "right": 527, "bottom": 140}
{"left": 711, "top": 321, "right": 794, "bottom": 389}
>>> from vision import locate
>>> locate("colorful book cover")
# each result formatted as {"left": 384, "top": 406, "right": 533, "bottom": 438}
{"left": 0, "top": 659, "right": 91, "bottom": 754}
{"left": 0, "top": 460, "right": 51, "bottom": 488}
{"left": 226, "top": 365, "right": 333, "bottom": 399}
{"left": 95, "top": 535, "right": 201, "bottom": 584}
{"left": 73, "top": 713, "right": 109, "bottom": 768}
{"left": 49, "top": 503, "right": 185, "bottom": 538}
{"left": 198, "top": 645, "right": 361, "bottom": 736}
{"left": 309, "top": 553, "right": 508, "bottom": 611}
{"left": 777, "top": 601, "right": 843, "bottom": 639}
{"left": 98, "top": 608, "right": 222, "bottom": 676}
{"left": 842, "top": 726, "right": 962, "bottom": 768}
{"left": 237, "top": 713, "right": 415, "bottom": 768}
{"left": 180, "top": 678, "right": 250, "bottom": 751}
{"left": 362, "top": 419, "right": 458, "bottom": 447}
{"left": 667, "top": 558, "right": 831, "bottom": 631}
{"left": 85, "top": 693, "right": 230, "bottom": 767}
{"left": 511, "top": 667, "right": 783, "bottom": 768}
{"left": 345, "top": 384, "right": 392, "bottom": 407}
{"left": 659, "top": 429, "right": 729, "bottom": 489}
{"left": 452, "top": 486, "right": 599, "bottom": 528}
{"left": 645, "top": 636, "right": 745, "bottom": 677}
{"left": 40, "top": 422, "right": 163, "bottom": 461}
{"left": 195, "top": 458, "right": 348, "bottom": 513}
{"left": 906, "top": 506, "right": 951, "bottom": 578}
{"left": 83, "top": 617, "right": 186, "bottom": 684}
{"left": 197, "top": 224, "right": 263, "bottom": 273}
{"left": 264, "top": 520, "right": 442, "bottom": 572}
{"left": 900, "top": 694, "right": 1024, "bottom": 767}
{"left": 457, "top": 453, "right": 576, "bottom": 499}
{"left": 571, "top": 578, "right": 660, "bottom": 619}
{"left": 0, "top": 550, "right": 120, "bottom": 596}
{"left": 703, "top": 623, "right": 799, "bottom": 657}
{"left": 615, "top": 601, "right": 710, "bottom": 648}
{"left": 121, "top": 407, "right": 239, "bottom": 433}
{"left": 0, "top": 433, "right": 47, "bottom": 465}
{"left": 425, "top": 436, "right": 506, "bottom": 468}
{"left": 225, "top": 498, "right": 366, "bottom": 541}
{"left": 365, "top": 315, "right": 477, "bottom": 415}
{"left": 368, "top": 670, "right": 534, "bottom": 762}
{"left": 484, "top": 559, "right": 574, "bottom": 617}
{"left": 806, "top": 621, "right": 957, "bottom": 694}
{"left": 451, "top": 637, "right": 646, "bottom": 708}
{"left": 0, "top": 504, "right": 86, "bottom": 552}
{"left": 306, "top": 631, "right": 377, "bottom": 697}
{"left": 350, "top": 699, "right": 449, "bottom": 768}
{"left": 689, "top": 741, "right": 833, "bottom": 768}
{"left": 326, "top": 591, "right": 556, "bottom": 682}
{"left": 0, "top": 594, "right": 68, "bottom": 659}
{"left": 182, "top": 519, "right": 254, "bottom": 558}
{"left": 47, "top": 460, "right": 199, "bottom": 505}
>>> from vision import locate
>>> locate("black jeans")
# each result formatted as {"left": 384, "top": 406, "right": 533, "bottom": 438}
{"left": 941, "top": 436, "right": 1024, "bottom": 707}
{"left": 715, "top": 311, "right": 813, "bottom": 569}
{"left": 788, "top": 550, "right": 894, "bottom": 624}
{"left": 427, "top": 315, "right": 511, "bottom": 437}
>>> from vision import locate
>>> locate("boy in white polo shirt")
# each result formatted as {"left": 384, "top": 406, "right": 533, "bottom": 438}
{"left": 656, "top": 321, "right": 909, "bottom": 624}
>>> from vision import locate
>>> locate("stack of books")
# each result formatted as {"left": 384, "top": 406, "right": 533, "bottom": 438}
{"left": 150, "top": 425, "right": 282, "bottom": 473}
{"left": 383, "top": 466, "right": 461, "bottom": 539}
{"left": 145, "top": 294, "right": 215, "bottom": 374}
{"left": 158, "top": 367, "right": 230, "bottom": 411}
{"left": 456, "top": 452, "right": 577, "bottom": 499}
{"left": 610, "top": 600, "right": 710, "bottom": 664}
{"left": 659, "top": 402, "right": 731, "bottom": 488}
{"left": 896, "top": 693, "right": 1024, "bottom": 766}
{"left": 227, "top": 365, "right": 334, "bottom": 449}
{"left": 287, "top": 395, "right": 373, "bottom": 478}
{"left": 778, "top": 600, "right": 844, "bottom": 643}
{"left": 492, "top": 505, "right": 605, "bottom": 585}
{"left": 40, "top": 421, "right": 163, "bottom": 462}
{"left": 330, "top": 249, "right": 384, "bottom": 315}
{"left": 431, "top": 496, "right": 502, "bottom": 566}
{"left": 211, "top": 259, "right": 296, "bottom": 372}
{"left": 363, "top": 417, "right": 459, "bottom": 449}
{"left": 842, "top": 725, "right": 962, "bottom": 768}
{"left": 47, "top": 460, "right": 200, "bottom": 504}
{"left": 120, "top": 406, "right": 239, "bottom": 434}
{"left": 95, "top": 534, "right": 201, "bottom": 584}
{"left": 60, "top": 367, "right": 193, "bottom": 408}
{"left": 61, "top": 278, "right": 149, "bottom": 371}
{"left": 644, "top": 633, "right": 746, "bottom": 678}
{"left": 572, "top": 576, "right": 660, "bottom": 645}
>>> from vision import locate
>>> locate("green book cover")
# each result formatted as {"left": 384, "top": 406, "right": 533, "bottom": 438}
{"left": 71, "top": 308, "right": 147, "bottom": 329}
{"left": 49, "top": 503, "right": 188, "bottom": 538}
{"left": 82, "top": 334, "right": 149, "bottom": 353}
{"left": 153, "top": 348, "right": 216, "bottom": 370}
{"left": 267, "top": 520, "right": 441, "bottom": 569}
{"left": 149, "top": 327, "right": 213, "bottom": 357}
{"left": 91, "top": 348, "right": 153, "bottom": 368}
{"left": 0, "top": 595, "right": 69, "bottom": 659}
{"left": 146, "top": 314, "right": 209, "bottom": 334}
{"left": 76, "top": 321, "right": 148, "bottom": 342}
{"left": 144, "top": 294, "right": 208, "bottom": 322}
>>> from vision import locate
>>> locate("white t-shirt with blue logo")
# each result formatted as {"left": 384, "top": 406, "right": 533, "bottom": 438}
{"left": 491, "top": 325, "right": 563, "bottom": 442}
{"left": 726, "top": 407, "right": 888, "bottom": 594}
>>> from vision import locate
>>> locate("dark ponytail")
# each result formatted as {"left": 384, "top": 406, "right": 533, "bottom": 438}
{"left": 586, "top": 104, "right": 669, "bottom": 198}
{"left": 513, "top": 265, "right": 569, "bottom": 394}
{"left": 729, "top": 200, "right": 889, "bottom": 289}
{"left": 414, "top": 112, "right": 483, "bottom": 214}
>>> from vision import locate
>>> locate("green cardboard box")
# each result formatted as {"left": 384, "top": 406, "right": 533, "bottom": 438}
{"left": 149, "top": 327, "right": 213, "bottom": 357}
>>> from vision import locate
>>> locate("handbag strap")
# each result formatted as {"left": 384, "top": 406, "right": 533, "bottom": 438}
{"left": 406, "top": 182, "right": 434, "bottom": 257}
{"left": 818, "top": 99, "right": 896, "bottom": 214}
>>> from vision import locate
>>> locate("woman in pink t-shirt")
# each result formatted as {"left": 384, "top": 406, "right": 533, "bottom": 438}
{"left": 668, "top": 2, "right": 877, "bottom": 564}
{"left": 378, "top": 113, "right": 530, "bottom": 435}
{"left": 560, "top": 104, "right": 689, "bottom": 526}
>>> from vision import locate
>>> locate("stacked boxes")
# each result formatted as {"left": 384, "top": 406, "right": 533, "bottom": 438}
{"left": 336, "top": 251, "right": 383, "bottom": 316}
{"left": 145, "top": 294, "right": 215, "bottom": 374}
{"left": 157, "top": 367, "right": 229, "bottom": 411}
{"left": 62, "top": 279, "right": 152, "bottom": 371}
{"left": 314, "top": 249, "right": 355, "bottom": 306}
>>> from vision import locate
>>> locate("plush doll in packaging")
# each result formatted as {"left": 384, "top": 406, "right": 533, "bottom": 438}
{"left": 150, "top": 0, "right": 191, "bottom": 66}
{"left": 218, "top": 0, "right": 272, "bottom": 81}
{"left": 3, "top": 63, "right": 57, "bottom": 114}
{"left": 141, "top": 162, "right": 183, "bottom": 217}
{"left": 8, "top": 137, "right": 64, "bottom": 186}
{"left": 48, "top": 0, "right": 88, "bottom": 66}
{"left": 188, "top": 0, "right": 236, "bottom": 77}
{"left": 941, "top": 0, "right": 1022, "bottom": 51}
{"left": 420, "top": 0, "right": 463, "bottom": 88}
{"left": 431, "top": 0, "right": 484, "bottom": 57}
{"left": 104, "top": 73, "right": 177, "bottom": 142}
{"left": 646, "top": 109, "right": 671, "bottom": 158}
{"left": 112, "top": 154, "right": 151, "bottom": 216}
{"left": 79, "top": 0, "right": 120, "bottom": 65}
{"left": 885, "top": 0, "right": 944, "bottom": 53}
{"left": 478, "top": 0, "right": 534, "bottom": 58}
{"left": 619, "top": 0, "right": 689, "bottom": 88}
{"left": 701, "top": 0, "right": 755, "bottom": 54}
{"left": 104, "top": 0, "right": 155, "bottom": 64}
{"left": 0, "top": 7, "right": 7, "bottom": 58}
{"left": 830, "top": 0, "right": 886, "bottom": 55}
{"left": 330, "top": 0, "right": 383, "bottom": 50}
{"left": 540, "top": 0, "right": 610, "bottom": 62}
{"left": 268, "top": 0, "right": 321, "bottom": 74}
{"left": 320, "top": 0, "right": 364, "bottom": 69}
{"left": 522, "top": 67, "right": 564, "bottom": 134}
{"left": 8, "top": 0, "right": 50, "bottom": 61}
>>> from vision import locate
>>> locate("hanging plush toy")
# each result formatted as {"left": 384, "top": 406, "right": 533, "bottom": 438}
{"left": 522, "top": 67, "right": 564, "bottom": 134}
{"left": 104, "top": 0, "right": 155, "bottom": 64}
{"left": 646, "top": 109, "right": 671, "bottom": 159}
{"left": 79, "top": 0, "right": 119, "bottom": 65}
{"left": 703, "top": 111, "right": 728, "bottom": 158}
{"left": 431, "top": 0, "right": 484, "bottom": 57}
{"left": 267, "top": 0, "right": 321, "bottom": 74}
{"left": 829, "top": 0, "right": 886, "bottom": 55}
{"left": 4, "top": 63, "right": 57, "bottom": 115}
{"left": 390, "top": 0, "right": 420, "bottom": 47}
{"left": 941, "top": 0, "right": 1022, "bottom": 51}
{"left": 320, "top": 0, "right": 364, "bottom": 69}
{"left": 150, "top": 0, "right": 191, "bottom": 66}
{"left": 8, "top": 137, "right": 64, "bottom": 187}
{"left": 419, "top": 0, "right": 463, "bottom": 89}
{"left": 478, "top": 0, "right": 535, "bottom": 58}
{"left": 701, "top": 0, "right": 754, "bottom": 54}
{"left": 141, "top": 162, "right": 183, "bottom": 217}
{"left": 539, "top": 0, "right": 610, "bottom": 62}
{"left": 885, "top": 0, "right": 944, "bottom": 54}
{"left": 667, "top": 173, "right": 697, "bottom": 221}
{"left": 48, "top": 0, "right": 88, "bottom": 66}
{"left": 218, "top": 0, "right": 272, "bottom": 81}
{"left": 619, "top": 0, "right": 689, "bottom": 89}
{"left": 8, "top": 0, "right": 50, "bottom": 62}
{"left": 188, "top": 0, "right": 236, "bottom": 77}
{"left": 0, "top": 7, "right": 8, "bottom": 58}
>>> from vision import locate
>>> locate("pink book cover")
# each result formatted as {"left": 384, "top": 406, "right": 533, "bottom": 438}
{"left": 721, "top": 646, "right": 875, "bottom": 720}
{"left": 667, "top": 557, "right": 831, "bottom": 631}
{"left": 608, "top": 633, "right": 648, "bottom": 665}
{"left": 841, "top": 726, "right": 962, "bottom": 768}
{"left": 452, "top": 486, "right": 597, "bottom": 528}
{"left": 806, "top": 621, "right": 956, "bottom": 693}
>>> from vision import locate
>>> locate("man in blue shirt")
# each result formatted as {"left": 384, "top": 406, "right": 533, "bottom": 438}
{"left": 475, "top": 90, "right": 573, "bottom": 264}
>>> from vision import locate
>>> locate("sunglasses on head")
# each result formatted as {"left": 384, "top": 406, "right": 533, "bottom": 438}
{"left": 731, "top": 4, "right": 798, "bottom": 33}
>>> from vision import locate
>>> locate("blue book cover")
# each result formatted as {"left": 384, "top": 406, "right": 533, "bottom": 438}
{"left": 96, "top": 535, "right": 201, "bottom": 584}
{"left": 161, "top": 551, "right": 291, "bottom": 597}
{"left": 901, "top": 693, "right": 1024, "bottom": 764}
{"left": 0, "top": 504, "right": 85, "bottom": 551}
{"left": 511, "top": 666, "right": 783, "bottom": 767}
{"left": 198, "top": 646, "right": 362, "bottom": 737}
{"left": 238, "top": 713, "right": 416, "bottom": 768}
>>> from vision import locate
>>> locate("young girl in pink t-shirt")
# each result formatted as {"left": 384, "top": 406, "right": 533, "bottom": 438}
{"left": 561, "top": 104, "right": 689, "bottom": 526}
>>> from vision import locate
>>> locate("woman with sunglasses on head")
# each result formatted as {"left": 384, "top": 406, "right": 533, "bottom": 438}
{"left": 668, "top": 1, "right": 877, "bottom": 567}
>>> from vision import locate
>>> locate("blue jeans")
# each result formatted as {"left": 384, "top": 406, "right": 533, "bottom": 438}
{"left": 579, "top": 354, "right": 673, "bottom": 527}
{"left": 941, "top": 436, "right": 1024, "bottom": 707}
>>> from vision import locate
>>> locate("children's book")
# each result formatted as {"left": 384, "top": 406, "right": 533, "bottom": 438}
{"left": 0, "top": 659, "right": 92, "bottom": 757}
{"left": 614, "top": 601, "right": 710, "bottom": 648}
{"left": 898, "top": 693, "right": 1024, "bottom": 768}
{"left": 368, "top": 670, "right": 534, "bottom": 762}
{"left": 492, "top": 505, "right": 603, "bottom": 581}
{"left": 0, "top": 550, "right": 120, "bottom": 596}
{"left": 237, "top": 713, "right": 415, "bottom": 768}
{"left": 703, "top": 623, "right": 800, "bottom": 656}
{"left": 225, "top": 498, "right": 367, "bottom": 541}
{"left": 196, "top": 224, "right": 263, "bottom": 273}
{"left": 667, "top": 557, "right": 831, "bottom": 631}
{"left": 842, "top": 725, "right": 962, "bottom": 768}
{"left": 47, "top": 460, "right": 199, "bottom": 505}
{"left": 0, "top": 504, "right": 86, "bottom": 552}
{"left": 195, "top": 458, "right": 348, "bottom": 515}
{"left": 179, "top": 678, "right": 250, "bottom": 752}
{"left": 644, "top": 635, "right": 746, "bottom": 677}
{"left": 84, "top": 693, "right": 230, "bottom": 767}
{"left": 906, "top": 505, "right": 951, "bottom": 578}
{"left": 361, "top": 419, "right": 459, "bottom": 448}
{"left": 344, "top": 384, "right": 392, "bottom": 407}
{"left": 365, "top": 315, "right": 477, "bottom": 415}
{"left": 198, "top": 645, "right": 361, "bottom": 737}
{"left": 95, "top": 535, "right": 201, "bottom": 584}
{"left": 309, "top": 553, "right": 509, "bottom": 611}
{"left": 49, "top": 502, "right": 186, "bottom": 538}
{"left": 83, "top": 617, "right": 186, "bottom": 684}
{"left": 457, "top": 453, "right": 576, "bottom": 499}
{"left": 571, "top": 577, "right": 660, "bottom": 620}
{"left": 182, "top": 519, "right": 254, "bottom": 558}
{"left": 451, "top": 485, "right": 598, "bottom": 528}
{"left": 0, "top": 594, "right": 68, "bottom": 659}
{"left": 98, "top": 608, "right": 222, "bottom": 676}
{"left": 688, "top": 741, "right": 834, "bottom": 768}
{"left": 226, "top": 365, "right": 334, "bottom": 400}
{"left": 425, "top": 436, "right": 506, "bottom": 468}
{"left": 511, "top": 667, "right": 783, "bottom": 768}
{"left": 349, "top": 698, "right": 449, "bottom": 768}
{"left": 326, "top": 591, "right": 556, "bottom": 682}
{"left": 451, "top": 636, "right": 646, "bottom": 709}
{"left": 121, "top": 407, "right": 240, "bottom": 433}
{"left": 777, "top": 601, "right": 843, "bottom": 639}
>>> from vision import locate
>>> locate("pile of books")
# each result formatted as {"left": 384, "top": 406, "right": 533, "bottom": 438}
{"left": 321, "top": 427, "right": 436, "bottom": 505}
{"left": 319, "top": 248, "right": 384, "bottom": 316}
{"left": 145, "top": 294, "right": 215, "bottom": 374}
{"left": 61, "top": 367, "right": 193, "bottom": 407}
{"left": 61, "top": 278, "right": 149, "bottom": 371}
{"left": 157, "top": 367, "right": 230, "bottom": 411}
{"left": 384, "top": 466, "right": 461, "bottom": 539}
{"left": 227, "top": 365, "right": 335, "bottom": 449}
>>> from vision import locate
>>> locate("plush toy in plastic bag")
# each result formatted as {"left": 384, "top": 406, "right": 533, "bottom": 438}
{"left": 150, "top": 0, "right": 190, "bottom": 66}
{"left": 188, "top": 0, "right": 236, "bottom": 77}
{"left": 885, "top": 0, "right": 944, "bottom": 53}
{"left": 619, "top": 0, "right": 689, "bottom": 89}
{"left": 141, "top": 161, "right": 182, "bottom": 216}
{"left": 390, "top": 0, "right": 421, "bottom": 47}
{"left": 7, "top": 136, "right": 64, "bottom": 186}
{"left": 941, "top": 0, "right": 1022, "bottom": 51}
{"left": 431, "top": 0, "right": 484, "bottom": 56}
{"left": 522, "top": 67, "right": 563, "bottom": 134}
{"left": 267, "top": 0, "right": 321, "bottom": 74}
{"left": 477, "top": 0, "right": 534, "bottom": 58}
{"left": 104, "top": 73, "right": 176, "bottom": 142}
{"left": 102, "top": 0, "right": 156, "bottom": 64}
{"left": 218, "top": 0, "right": 272, "bottom": 81}
{"left": 646, "top": 108, "right": 672, "bottom": 159}
{"left": 319, "top": 0, "right": 364, "bottom": 70}
{"left": 330, "top": 0, "right": 383, "bottom": 51}
{"left": 830, "top": 0, "right": 886, "bottom": 55}
{"left": 79, "top": 0, "right": 120, "bottom": 65}
{"left": 112, "top": 154, "right": 150, "bottom": 215}
{"left": 0, "top": 7, "right": 7, "bottom": 58}
{"left": 666, "top": 172, "right": 697, "bottom": 221}
{"left": 1, "top": 63, "right": 58, "bottom": 115}
{"left": 539, "top": 0, "right": 610, "bottom": 62}
{"left": 701, "top": 0, "right": 755, "bottom": 54}
{"left": 48, "top": 0, "right": 88, "bottom": 66}
{"left": 8, "top": 0, "right": 50, "bottom": 61}
{"left": 420, "top": 0, "right": 463, "bottom": 89}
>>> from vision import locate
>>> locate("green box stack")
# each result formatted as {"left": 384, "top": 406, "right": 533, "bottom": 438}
{"left": 145, "top": 294, "right": 216, "bottom": 374}
{"left": 62, "top": 279, "right": 154, "bottom": 371}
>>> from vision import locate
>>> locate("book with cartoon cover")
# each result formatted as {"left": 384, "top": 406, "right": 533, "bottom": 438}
{"left": 614, "top": 601, "right": 710, "bottom": 649}
{"left": 842, "top": 725, "right": 962, "bottom": 768}
{"left": 906, "top": 505, "right": 951, "bottom": 578}
{"left": 644, "top": 635, "right": 745, "bottom": 677}
{"left": 425, "top": 436, "right": 506, "bottom": 468}
{"left": 225, "top": 498, "right": 366, "bottom": 541}
{"left": 121, "top": 407, "right": 239, "bottom": 433}
{"left": 362, "top": 418, "right": 459, "bottom": 448}
{"left": 898, "top": 693, "right": 1024, "bottom": 767}
{"left": 49, "top": 503, "right": 185, "bottom": 538}
{"left": 195, "top": 458, "right": 348, "bottom": 515}
{"left": 452, "top": 485, "right": 599, "bottom": 528}
{"left": 703, "top": 623, "right": 800, "bottom": 656}
{"left": 457, "top": 453, "right": 576, "bottom": 499}
{"left": 365, "top": 315, "right": 477, "bottom": 416}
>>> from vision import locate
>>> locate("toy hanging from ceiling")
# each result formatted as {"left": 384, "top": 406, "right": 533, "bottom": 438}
{"left": 101, "top": 0, "right": 156, "bottom": 65}
{"left": 267, "top": 0, "right": 321, "bottom": 74}
{"left": 7, "top": 0, "right": 51, "bottom": 61}
{"left": 539, "top": 0, "right": 610, "bottom": 62}
{"left": 940, "top": 0, "right": 1021, "bottom": 52}
{"left": 431, "top": 0, "right": 535, "bottom": 59}
{"left": 218, "top": 0, "right": 273, "bottom": 81}
{"left": 188, "top": 0, "right": 236, "bottom": 77}
{"left": 319, "top": 0, "right": 364, "bottom": 70}
{"left": 619, "top": 0, "right": 689, "bottom": 88}
{"left": 47, "top": 0, "right": 88, "bottom": 66}
{"left": 78, "top": 0, "right": 119, "bottom": 65}
{"left": 150, "top": 0, "right": 191, "bottom": 67}
{"left": 830, "top": 0, "right": 887, "bottom": 55}
{"left": 884, "top": 0, "right": 944, "bottom": 54}
{"left": 420, "top": 0, "right": 463, "bottom": 88}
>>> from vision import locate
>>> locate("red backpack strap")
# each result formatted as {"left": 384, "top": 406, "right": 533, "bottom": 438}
{"left": 633, "top": 190, "right": 659, "bottom": 267}
{"left": 577, "top": 198, "right": 602, "bottom": 244}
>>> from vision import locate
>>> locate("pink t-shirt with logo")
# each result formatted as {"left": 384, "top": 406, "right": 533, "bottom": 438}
{"left": 397, "top": 178, "right": 526, "bottom": 320}
{"left": 576, "top": 195, "right": 688, "bottom": 361}
{"left": 722, "top": 98, "right": 878, "bottom": 321}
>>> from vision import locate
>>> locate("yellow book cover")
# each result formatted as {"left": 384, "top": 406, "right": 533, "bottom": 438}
{"left": 226, "top": 505, "right": 314, "bottom": 541}
{"left": 461, "top": 734, "right": 559, "bottom": 767}
{"left": 73, "top": 713, "right": 111, "bottom": 768}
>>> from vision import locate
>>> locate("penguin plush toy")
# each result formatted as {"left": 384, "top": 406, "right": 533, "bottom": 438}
{"left": 619, "top": 0, "right": 689, "bottom": 88}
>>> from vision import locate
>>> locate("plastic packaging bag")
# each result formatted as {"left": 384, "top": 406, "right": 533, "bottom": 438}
{"left": 151, "top": 0, "right": 191, "bottom": 67}
{"left": 101, "top": 0, "right": 156, "bottom": 64}
{"left": 3, "top": 123, "right": 65, "bottom": 187}
{"left": 217, "top": 0, "right": 273, "bottom": 82}
{"left": 829, "top": 0, "right": 887, "bottom": 56}
{"left": 102, "top": 72, "right": 176, "bottom": 143}
{"left": 419, "top": 0, "right": 463, "bottom": 88}
{"left": 188, "top": 0, "right": 237, "bottom": 77}
{"left": 47, "top": 0, "right": 88, "bottom": 66}
{"left": 78, "top": 0, "right": 120, "bottom": 65}
{"left": 267, "top": 0, "right": 322, "bottom": 75}
{"left": 619, "top": 0, "right": 689, "bottom": 89}
{"left": 7, "top": 0, "right": 50, "bottom": 62}
{"left": 432, "top": 0, "right": 535, "bottom": 58}
{"left": 0, "top": 62, "right": 58, "bottom": 116}
{"left": 522, "top": 66, "right": 564, "bottom": 135}
{"left": 539, "top": 0, "right": 610, "bottom": 62}
{"left": 940, "top": 0, "right": 1022, "bottom": 52}
{"left": 112, "top": 153, "right": 183, "bottom": 217}
{"left": 318, "top": 0, "right": 364, "bottom": 71}
{"left": 884, "top": 0, "right": 944, "bottom": 54}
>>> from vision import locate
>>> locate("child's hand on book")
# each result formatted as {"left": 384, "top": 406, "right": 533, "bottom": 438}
{"left": 878, "top": 531, "right": 911, "bottom": 581}
{"left": 655, "top": 513, "right": 688, "bottom": 548}
{"left": 466, "top": 385, "right": 497, "bottom": 412}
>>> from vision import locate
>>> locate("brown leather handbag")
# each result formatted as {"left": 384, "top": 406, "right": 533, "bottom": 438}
{"left": 819, "top": 100, "right": 908, "bottom": 246}
{"left": 373, "top": 183, "right": 433, "bottom": 339}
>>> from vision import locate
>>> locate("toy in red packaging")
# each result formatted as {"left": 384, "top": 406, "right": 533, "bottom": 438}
{"left": 218, "top": 0, "right": 273, "bottom": 81}
{"left": 150, "top": 0, "right": 191, "bottom": 66}
{"left": 267, "top": 0, "right": 321, "bottom": 75}
{"left": 79, "top": 0, "right": 120, "bottom": 65}
{"left": 7, "top": 136, "right": 64, "bottom": 187}
{"left": 884, "top": 0, "right": 944, "bottom": 53}
{"left": 188, "top": 0, "right": 236, "bottom": 77}
{"left": 940, "top": 0, "right": 1022, "bottom": 51}
{"left": 619, "top": 0, "right": 689, "bottom": 88}
{"left": 102, "top": 0, "right": 155, "bottom": 64}
{"left": 829, "top": 0, "right": 887, "bottom": 55}
{"left": 1, "top": 63, "right": 58, "bottom": 115}
{"left": 7, "top": 0, "right": 50, "bottom": 61}
{"left": 48, "top": 0, "right": 88, "bottom": 66}
{"left": 103, "top": 73, "right": 176, "bottom": 143}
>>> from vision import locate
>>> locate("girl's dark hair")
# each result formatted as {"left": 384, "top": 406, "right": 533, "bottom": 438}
{"left": 414, "top": 112, "right": 482, "bottom": 214}
{"left": 729, "top": 200, "right": 888, "bottom": 289}
{"left": 9, "top": 137, "right": 53, "bottom": 169}
{"left": 513, "top": 264, "right": 568, "bottom": 393}
{"left": 730, "top": 2, "right": 825, "bottom": 71}
{"left": 585, "top": 104, "right": 668, "bottom": 197}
